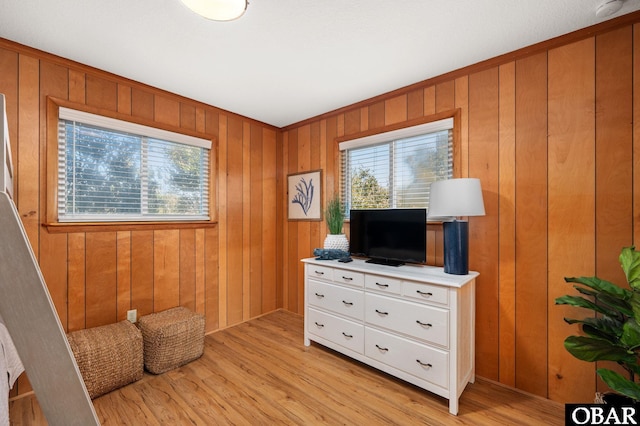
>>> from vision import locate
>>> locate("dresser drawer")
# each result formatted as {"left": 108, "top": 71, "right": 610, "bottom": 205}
{"left": 365, "top": 327, "right": 449, "bottom": 389}
{"left": 308, "top": 308, "right": 364, "bottom": 354}
{"left": 333, "top": 269, "right": 365, "bottom": 288}
{"left": 307, "top": 264, "right": 334, "bottom": 281}
{"left": 365, "top": 274, "right": 402, "bottom": 295}
{"left": 365, "top": 293, "right": 449, "bottom": 348}
{"left": 308, "top": 280, "right": 364, "bottom": 320}
{"left": 402, "top": 281, "right": 449, "bottom": 306}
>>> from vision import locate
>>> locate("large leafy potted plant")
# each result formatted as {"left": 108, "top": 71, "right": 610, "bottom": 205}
{"left": 323, "top": 196, "right": 348, "bottom": 251}
{"left": 555, "top": 246, "right": 640, "bottom": 401}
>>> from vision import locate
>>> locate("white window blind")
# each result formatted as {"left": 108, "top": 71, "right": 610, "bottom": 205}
{"left": 58, "top": 108, "right": 211, "bottom": 222}
{"left": 339, "top": 118, "right": 453, "bottom": 214}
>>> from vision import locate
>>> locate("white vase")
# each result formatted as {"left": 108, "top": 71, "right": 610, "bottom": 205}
{"left": 324, "top": 234, "right": 349, "bottom": 252}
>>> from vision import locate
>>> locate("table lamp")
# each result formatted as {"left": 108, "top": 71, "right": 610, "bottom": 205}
{"left": 428, "top": 178, "right": 485, "bottom": 275}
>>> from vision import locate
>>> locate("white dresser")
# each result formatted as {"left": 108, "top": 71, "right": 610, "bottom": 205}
{"left": 302, "top": 257, "right": 477, "bottom": 415}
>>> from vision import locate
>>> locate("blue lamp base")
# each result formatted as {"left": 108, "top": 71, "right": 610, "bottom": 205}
{"left": 443, "top": 220, "right": 469, "bottom": 275}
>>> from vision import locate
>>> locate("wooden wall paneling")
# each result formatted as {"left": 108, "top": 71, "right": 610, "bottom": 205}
{"left": 250, "top": 123, "right": 263, "bottom": 318}
{"left": 179, "top": 229, "right": 197, "bottom": 311}
{"left": 131, "top": 230, "right": 154, "bottom": 317}
{"left": 262, "top": 128, "right": 277, "bottom": 312}
{"left": 131, "top": 88, "right": 154, "bottom": 121}
{"left": 154, "top": 95, "right": 180, "bottom": 127}
{"left": 594, "top": 27, "right": 634, "bottom": 393}
{"left": 217, "top": 114, "right": 229, "bottom": 327}
{"left": 117, "top": 84, "right": 132, "bottom": 115}
{"left": 204, "top": 226, "right": 219, "bottom": 332}
{"left": 635, "top": 24, "right": 640, "bottom": 246}
{"left": 39, "top": 60, "right": 69, "bottom": 326}
{"left": 68, "top": 69, "right": 85, "bottom": 104}
{"left": 344, "top": 109, "right": 360, "bottom": 135}
{"left": 152, "top": 230, "right": 180, "bottom": 313}
{"left": 435, "top": 80, "right": 455, "bottom": 113}
{"left": 384, "top": 94, "right": 407, "bottom": 126}
{"left": 514, "top": 52, "right": 549, "bottom": 397}
{"left": 595, "top": 27, "right": 633, "bottom": 283}
{"left": 547, "top": 38, "right": 596, "bottom": 403}
{"left": 286, "top": 130, "right": 298, "bottom": 311}
{"left": 17, "top": 54, "right": 39, "bottom": 253}
{"left": 325, "top": 115, "right": 339, "bottom": 201}
{"left": 116, "top": 231, "right": 132, "bottom": 322}
{"left": 194, "top": 229, "right": 206, "bottom": 315}
{"left": 85, "top": 232, "right": 118, "bottom": 328}
{"left": 498, "top": 62, "right": 516, "bottom": 387}
{"left": 0, "top": 48, "right": 18, "bottom": 181}
{"left": 368, "top": 101, "right": 385, "bottom": 129}
{"left": 359, "top": 106, "right": 369, "bottom": 132}
{"left": 242, "top": 122, "right": 251, "bottom": 321}
{"left": 423, "top": 86, "right": 436, "bottom": 117}
{"left": 454, "top": 77, "right": 469, "bottom": 178}
{"left": 278, "top": 131, "right": 287, "bottom": 309}
{"left": 296, "top": 125, "right": 311, "bottom": 314}
{"left": 226, "top": 116, "right": 244, "bottom": 325}
{"left": 67, "top": 233, "right": 86, "bottom": 332}
{"left": 310, "top": 121, "right": 322, "bottom": 250}
{"left": 85, "top": 74, "right": 117, "bottom": 111}
{"left": 468, "top": 67, "right": 500, "bottom": 381}
{"left": 407, "top": 88, "right": 424, "bottom": 120}
{"left": 180, "top": 103, "right": 197, "bottom": 131}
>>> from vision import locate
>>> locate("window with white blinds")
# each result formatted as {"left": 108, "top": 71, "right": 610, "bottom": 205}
{"left": 339, "top": 118, "right": 453, "bottom": 216}
{"left": 57, "top": 108, "right": 211, "bottom": 222}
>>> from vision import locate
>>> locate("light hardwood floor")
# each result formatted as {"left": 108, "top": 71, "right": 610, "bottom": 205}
{"left": 10, "top": 310, "right": 564, "bottom": 425}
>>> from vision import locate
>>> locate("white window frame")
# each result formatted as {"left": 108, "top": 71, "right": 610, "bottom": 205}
{"left": 57, "top": 107, "right": 211, "bottom": 223}
{"left": 339, "top": 117, "right": 454, "bottom": 217}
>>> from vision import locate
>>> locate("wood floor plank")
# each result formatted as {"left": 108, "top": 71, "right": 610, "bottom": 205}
{"left": 10, "top": 310, "right": 564, "bottom": 425}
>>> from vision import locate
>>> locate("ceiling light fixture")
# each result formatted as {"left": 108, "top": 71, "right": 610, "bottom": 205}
{"left": 595, "top": 0, "right": 623, "bottom": 18}
{"left": 180, "top": 0, "right": 248, "bottom": 21}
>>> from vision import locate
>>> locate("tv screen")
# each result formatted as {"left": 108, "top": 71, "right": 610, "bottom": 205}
{"left": 349, "top": 208, "right": 427, "bottom": 266}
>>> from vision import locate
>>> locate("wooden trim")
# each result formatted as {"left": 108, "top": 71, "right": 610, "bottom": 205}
{"left": 43, "top": 220, "right": 218, "bottom": 233}
{"left": 283, "top": 10, "right": 640, "bottom": 130}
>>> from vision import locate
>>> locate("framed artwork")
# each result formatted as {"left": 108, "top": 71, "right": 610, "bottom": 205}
{"left": 287, "top": 170, "right": 322, "bottom": 221}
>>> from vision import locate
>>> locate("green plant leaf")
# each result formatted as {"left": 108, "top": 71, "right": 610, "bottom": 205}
{"left": 564, "top": 336, "right": 636, "bottom": 363}
{"left": 597, "top": 368, "right": 640, "bottom": 401}
{"left": 565, "top": 316, "right": 623, "bottom": 340}
{"left": 574, "top": 286, "right": 598, "bottom": 297}
{"left": 620, "top": 246, "right": 640, "bottom": 291}
{"left": 630, "top": 293, "right": 640, "bottom": 326}
{"left": 565, "top": 276, "right": 632, "bottom": 300}
{"left": 597, "top": 293, "right": 634, "bottom": 317}
{"left": 620, "top": 318, "right": 640, "bottom": 349}
{"left": 555, "top": 295, "right": 619, "bottom": 317}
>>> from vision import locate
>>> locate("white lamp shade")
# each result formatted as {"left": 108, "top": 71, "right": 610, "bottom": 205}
{"left": 180, "top": 0, "right": 247, "bottom": 21}
{"left": 428, "top": 178, "right": 486, "bottom": 218}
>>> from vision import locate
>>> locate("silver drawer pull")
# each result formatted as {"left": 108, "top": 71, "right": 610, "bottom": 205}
{"left": 375, "top": 309, "right": 389, "bottom": 316}
{"left": 416, "top": 320, "right": 432, "bottom": 328}
{"left": 315, "top": 293, "right": 325, "bottom": 298}
{"left": 375, "top": 344, "right": 389, "bottom": 352}
{"left": 342, "top": 276, "right": 353, "bottom": 281}
{"left": 375, "top": 282, "right": 389, "bottom": 288}
{"left": 342, "top": 300, "right": 354, "bottom": 306}
{"left": 314, "top": 322, "right": 324, "bottom": 328}
{"left": 342, "top": 332, "right": 353, "bottom": 338}
{"left": 416, "top": 290, "right": 433, "bottom": 297}
{"left": 416, "top": 360, "right": 432, "bottom": 368}
{"left": 314, "top": 271, "right": 325, "bottom": 275}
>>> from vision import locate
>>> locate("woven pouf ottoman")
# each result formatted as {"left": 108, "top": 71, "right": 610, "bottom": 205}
{"left": 67, "top": 320, "right": 143, "bottom": 399}
{"left": 138, "top": 307, "right": 205, "bottom": 374}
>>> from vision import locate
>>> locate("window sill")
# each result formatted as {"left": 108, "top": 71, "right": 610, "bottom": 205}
{"left": 44, "top": 220, "right": 218, "bottom": 234}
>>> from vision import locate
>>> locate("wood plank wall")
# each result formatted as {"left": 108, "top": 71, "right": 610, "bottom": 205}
{"left": 281, "top": 18, "right": 640, "bottom": 404}
{"left": 0, "top": 40, "right": 281, "bottom": 397}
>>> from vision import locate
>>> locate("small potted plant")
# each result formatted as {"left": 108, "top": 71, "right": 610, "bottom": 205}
{"left": 323, "top": 196, "right": 348, "bottom": 251}
{"left": 555, "top": 246, "right": 640, "bottom": 402}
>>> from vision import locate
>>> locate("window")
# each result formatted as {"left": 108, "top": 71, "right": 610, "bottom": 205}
{"left": 57, "top": 108, "right": 211, "bottom": 222}
{"left": 339, "top": 118, "right": 453, "bottom": 215}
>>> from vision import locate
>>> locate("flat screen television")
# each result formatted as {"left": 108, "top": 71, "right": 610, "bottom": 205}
{"left": 349, "top": 208, "right": 427, "bottom": 266}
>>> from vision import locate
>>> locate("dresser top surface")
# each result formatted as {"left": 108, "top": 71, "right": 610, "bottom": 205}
{"left": 302, "top": 257, "right": 478, "bottom": 288}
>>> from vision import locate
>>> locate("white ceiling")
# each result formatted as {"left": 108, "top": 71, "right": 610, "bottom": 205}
{"left": 1, "top": 0, "right": 640, "bottom": 128}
